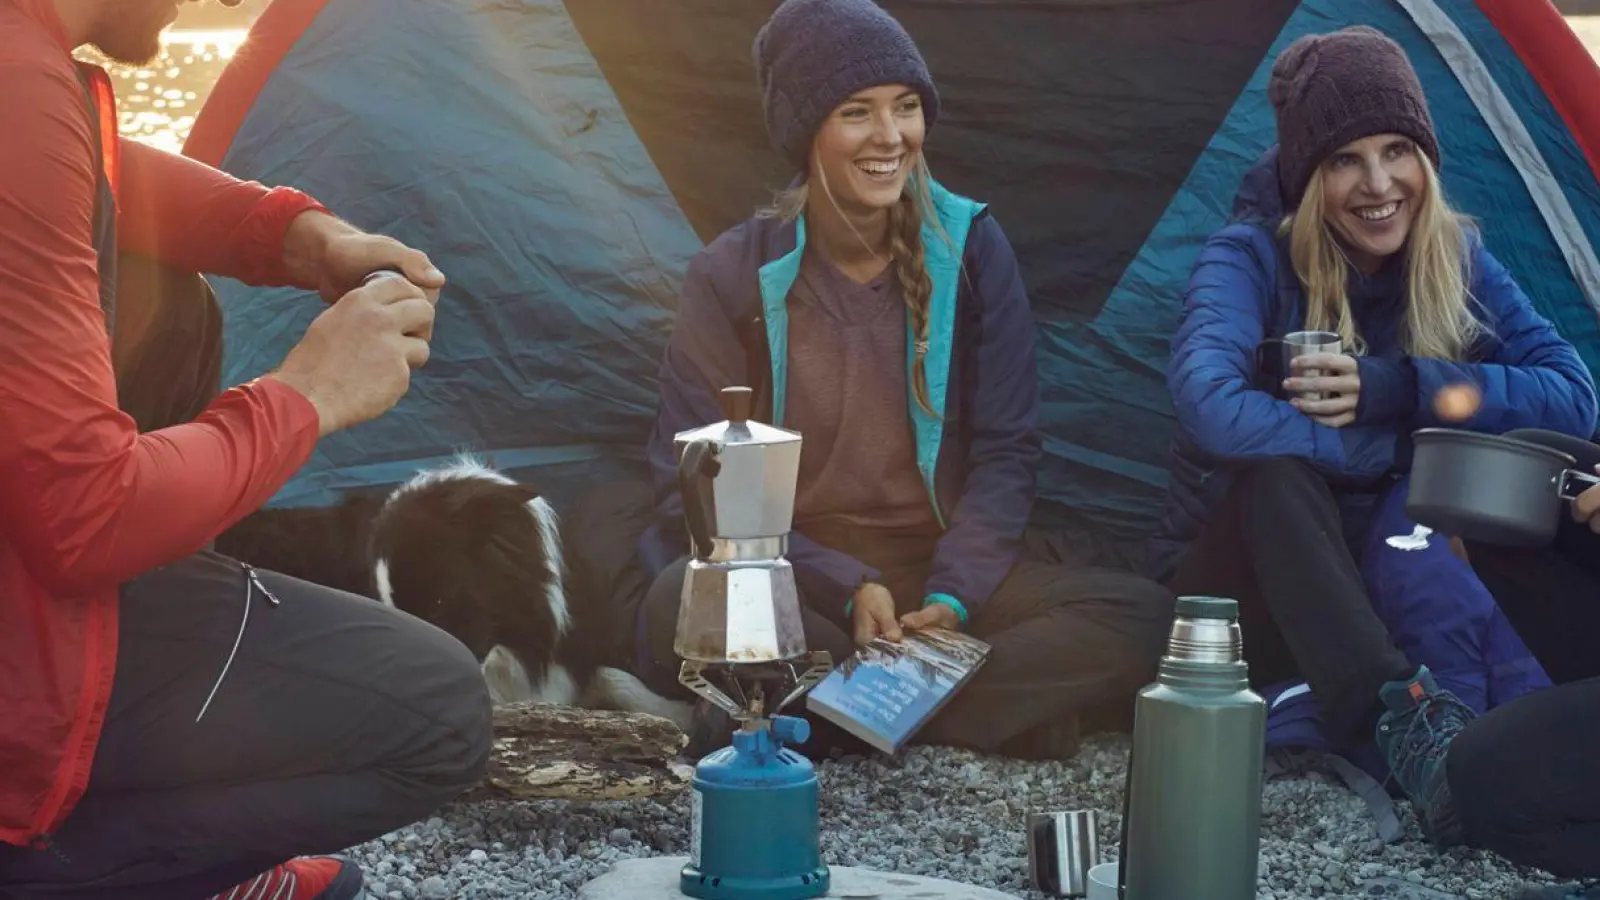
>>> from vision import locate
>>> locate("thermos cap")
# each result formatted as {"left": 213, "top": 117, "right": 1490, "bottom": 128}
{"left": 1175, "top": 596, "right": 1239, "bottom": 621}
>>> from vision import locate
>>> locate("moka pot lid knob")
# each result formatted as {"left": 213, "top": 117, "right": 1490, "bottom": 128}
{"left": 720, "top": 386, "right": 753, "bottom": 423}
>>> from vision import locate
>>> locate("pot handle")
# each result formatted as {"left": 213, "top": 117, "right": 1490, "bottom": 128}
{"left": 678, "top": 438, "right": 720, "bottom": 559}
{"left": 1557, "top": 468, "right": 1600, "bottom": 501}
{"left": 1254, "top": 338, "right": 1287, "bottom": 398}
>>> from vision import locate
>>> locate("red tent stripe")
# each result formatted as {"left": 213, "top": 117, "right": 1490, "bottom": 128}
{"left": 182, "top": 0, "right": 334, "bottom": 167}
{"left": 1475, "top": 0, "right": 1600, "bottom": 183}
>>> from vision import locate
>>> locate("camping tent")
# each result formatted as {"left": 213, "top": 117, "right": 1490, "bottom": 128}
{"left": 183, "top": 0, "right": 1600, "bottom": 564}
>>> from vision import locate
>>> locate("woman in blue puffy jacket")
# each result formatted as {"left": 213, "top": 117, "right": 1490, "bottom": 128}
{"left": 1152, "top": 25, "right": 1597, "bottom": 847}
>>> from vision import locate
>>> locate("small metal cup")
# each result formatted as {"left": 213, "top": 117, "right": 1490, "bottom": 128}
{"left": 1026, "top": 809, "right": 1100, "bottom": 897}
{"left": 1283, "top": 330, "right": 1343, "bottom": 401}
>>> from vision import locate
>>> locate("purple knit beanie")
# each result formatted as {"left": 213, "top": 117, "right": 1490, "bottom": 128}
{"left": 1268, "top": 25, "right": 1441, "bottom": 206}
{"left": 753, "top": 0, "right": 940, "bottom": 172}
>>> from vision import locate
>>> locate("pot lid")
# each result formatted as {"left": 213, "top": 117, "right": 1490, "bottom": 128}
{"left": 674, "top": 386, "right": 801, "bottom": 446}
{"left": 1413, "top": 427, "right": 1576, "bottom": 465}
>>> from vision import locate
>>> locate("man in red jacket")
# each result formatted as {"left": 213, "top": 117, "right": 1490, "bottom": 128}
{"left": 0, "top": 1, "right": 495, "bottom": 898}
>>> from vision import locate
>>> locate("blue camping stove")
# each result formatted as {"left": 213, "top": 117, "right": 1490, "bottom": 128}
{"left": 678, "top": 660, "right": 834, "bottom": 900}
{"left": 671, "top": 386, "right": 835, "bottom": 898}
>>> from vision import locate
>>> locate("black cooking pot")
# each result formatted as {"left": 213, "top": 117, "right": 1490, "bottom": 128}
{"left": 1406, "top": 427, "right": 1600, "bottom": 546}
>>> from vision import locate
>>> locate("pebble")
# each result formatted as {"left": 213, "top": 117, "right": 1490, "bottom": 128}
{"left": 327, "top": 735, "right": 1559, "bottom": 899}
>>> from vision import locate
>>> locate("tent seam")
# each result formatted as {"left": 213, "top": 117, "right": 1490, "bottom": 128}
{"left": 1395, "top": 0, "right": 1600, "bottom": 327}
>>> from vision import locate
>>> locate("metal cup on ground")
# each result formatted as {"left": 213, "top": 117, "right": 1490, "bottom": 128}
{"left": 1086, "top": 861, "right": 1118, "bottom": 900}
{"left": 1026, "top": 809, "right": 1100, "bottom": 897}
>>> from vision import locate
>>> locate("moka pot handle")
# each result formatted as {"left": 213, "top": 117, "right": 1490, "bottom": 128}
{"left": 678, "top": 439, "right": 720, "bottom": 559}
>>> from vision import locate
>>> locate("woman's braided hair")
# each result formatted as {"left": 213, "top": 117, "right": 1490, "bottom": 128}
{"left": 761, "top": 153, "right": 951, "bottom": 415}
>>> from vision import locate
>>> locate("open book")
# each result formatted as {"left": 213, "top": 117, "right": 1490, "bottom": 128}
{"left": 805, "top": 627, "right": 992, "bottom": 755}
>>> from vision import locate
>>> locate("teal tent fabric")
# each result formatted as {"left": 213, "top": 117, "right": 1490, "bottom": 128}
{"left": 1050, "top": 0, "right": 1600, "bottom": 546}
{"left": 209, "top": 0, "right": 702, "bottom": 510}
{"left": 197, "top": 0, "right": 1600, "bottom": 561}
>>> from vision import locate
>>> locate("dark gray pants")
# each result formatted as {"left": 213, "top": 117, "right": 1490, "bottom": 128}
{"left": 636, "top": 525, "right": 1176, "bottom": 758}
{"left": 1445, "top": 441, "right": 1600, "bottom": 878}
{"left": 1462, "top": 434, "right": 1600, "bottom": 687}
{"left": 0, "top": 552, "right": 493, "bottom": 900}
{"left": 0, "top": 257, "right": 493, "bottom": 899}
{"left": 1449, "top": 676, "right": 1600, "bottom": 879}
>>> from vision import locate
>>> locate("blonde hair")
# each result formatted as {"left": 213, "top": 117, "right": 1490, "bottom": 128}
{"left": 1278, "top": 152, "right": 1485, "bottom": 361}
{"left": 760, "top": 152, "right": 955, "bottom": 415}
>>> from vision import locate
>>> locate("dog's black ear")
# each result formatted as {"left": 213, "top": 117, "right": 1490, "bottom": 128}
{"left": 505, "top": 484, "right": 542, "bottom": 506}
{"left": 469, "top": 483, "right": 542, "bottom": 518}
{"left": 427, "top": 478, "right": 527, "bottom": 514}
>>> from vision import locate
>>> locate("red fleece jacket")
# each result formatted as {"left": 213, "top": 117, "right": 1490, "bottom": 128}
{"left": 0, "top": 0, "right": 327, "bottom": 845}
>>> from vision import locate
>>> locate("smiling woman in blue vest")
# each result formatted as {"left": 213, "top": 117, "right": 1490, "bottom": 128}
{"left": 632, "top": 0, "right": 1175, "bottom": 761}
{"left": 1151, "top": 26, "right": 1597, "bottom": 848}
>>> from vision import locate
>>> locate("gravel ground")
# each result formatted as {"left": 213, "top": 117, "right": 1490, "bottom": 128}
{"left": 344, "top": 734, "right": 1559, "bottom": 900}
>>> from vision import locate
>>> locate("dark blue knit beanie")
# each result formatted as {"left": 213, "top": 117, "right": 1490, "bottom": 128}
{"left": 753, "top": 0, "right": 941, "bottom": 172}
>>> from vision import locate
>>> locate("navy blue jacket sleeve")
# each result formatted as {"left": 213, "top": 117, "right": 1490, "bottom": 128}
{"left": 1352, "top": 355, "right": 1419, "bottom": 426}
{"left": 1357, "top": 240, "right": 1598, "bottom": 438}
{"left": 1167, "top": 225, "right": 1395, "bottom": 478}
{"left": 641, "top": 245, "right": 881, "bottom": 616}
{"left": 922, "top": 216, "right": 1040, "bottom": 622}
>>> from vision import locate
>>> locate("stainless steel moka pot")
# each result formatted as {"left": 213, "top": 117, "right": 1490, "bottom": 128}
{"left": 671, "top": 388, "right": 834, "bottom": 900}
{"left": 672, "top": 386, "right": 831, "bottom": 724}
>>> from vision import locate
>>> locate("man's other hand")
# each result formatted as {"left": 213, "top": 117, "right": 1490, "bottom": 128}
{"left": 268, "top": 274, "right": 435, "bottom": 437}
{"left": 1571, "top": 464, "right": 1600, "bottom": 534}
{"left": 283, "top": 211, "right": 446, "bottom": 305}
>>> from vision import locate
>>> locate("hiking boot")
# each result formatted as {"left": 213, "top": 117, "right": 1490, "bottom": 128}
{"left": 1373, "top": 665, "right": 1475, "bottom": 847}
{"left": 206, "top": 856, "right": 364, "bottom": 900}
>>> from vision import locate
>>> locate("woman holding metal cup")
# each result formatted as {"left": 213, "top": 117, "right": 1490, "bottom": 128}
{"left": 1146, "top": 25, "right": 1597, "bottom": 851}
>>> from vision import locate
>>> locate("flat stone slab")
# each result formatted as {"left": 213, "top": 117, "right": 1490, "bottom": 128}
{"left": 580, "top": 855, "right": 1019, "bottom": 899}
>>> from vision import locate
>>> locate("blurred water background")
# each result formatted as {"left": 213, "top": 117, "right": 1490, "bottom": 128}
{"left": 76, "top": 0, "right": 266, "bottom": 154}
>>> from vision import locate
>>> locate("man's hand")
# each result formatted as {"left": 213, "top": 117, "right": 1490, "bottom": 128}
{"left": 1571, "top": 465, "right": 1600, "bottom": 533}
{"left": 282, "top": 211, "right": 446, "bottom": 307}
{"left": 851, "top": 583, "right": 902, "bottom": 646}
{"left": 1285, "top": 352, "right": 1361, "bottom": 428}
{"left": 900, "top": 602, "right": 960, "bottom": 633}
{"left": 267, "top": 274, "right": 435, "bottom": 436}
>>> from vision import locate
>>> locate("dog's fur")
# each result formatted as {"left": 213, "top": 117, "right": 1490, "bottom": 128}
{"left": 215, "top": 455, "right": 692, "bottom": 731}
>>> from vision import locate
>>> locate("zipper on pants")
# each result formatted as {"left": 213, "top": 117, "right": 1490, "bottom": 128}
{"left": 194, "top": 562, "right": 280, "bottom": 723}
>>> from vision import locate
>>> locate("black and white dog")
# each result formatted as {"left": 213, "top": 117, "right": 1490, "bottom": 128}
{"left": 215, "top": 454, "right": 692, "bottom": 731}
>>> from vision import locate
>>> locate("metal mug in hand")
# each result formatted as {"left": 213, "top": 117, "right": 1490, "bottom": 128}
{"left": 1254, "top": 331, "right": 1341, "bottom": 402}
{"left": 1027, "top": 809, "right": 1100, "bottom": 897}
{"left": 1281, "top": 330, "right": 1342, "bottom": 401}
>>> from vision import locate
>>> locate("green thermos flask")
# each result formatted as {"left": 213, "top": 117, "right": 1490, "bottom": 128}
{"left": 1117, "top": 595, "right": 1266, "bottom": 900}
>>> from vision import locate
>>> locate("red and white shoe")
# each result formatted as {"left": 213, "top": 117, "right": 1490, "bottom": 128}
{"left": 205, "top": 856, "right": 364, "bottom": 900}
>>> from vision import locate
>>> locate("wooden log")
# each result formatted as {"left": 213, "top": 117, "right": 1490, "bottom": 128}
{"left": 464, "top": 703, "right": 695, "bottom": 803}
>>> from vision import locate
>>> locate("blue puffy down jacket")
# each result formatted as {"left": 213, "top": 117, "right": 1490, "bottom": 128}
{"left": 1152, "top": 147, "right": 1596, "bottom": 839}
